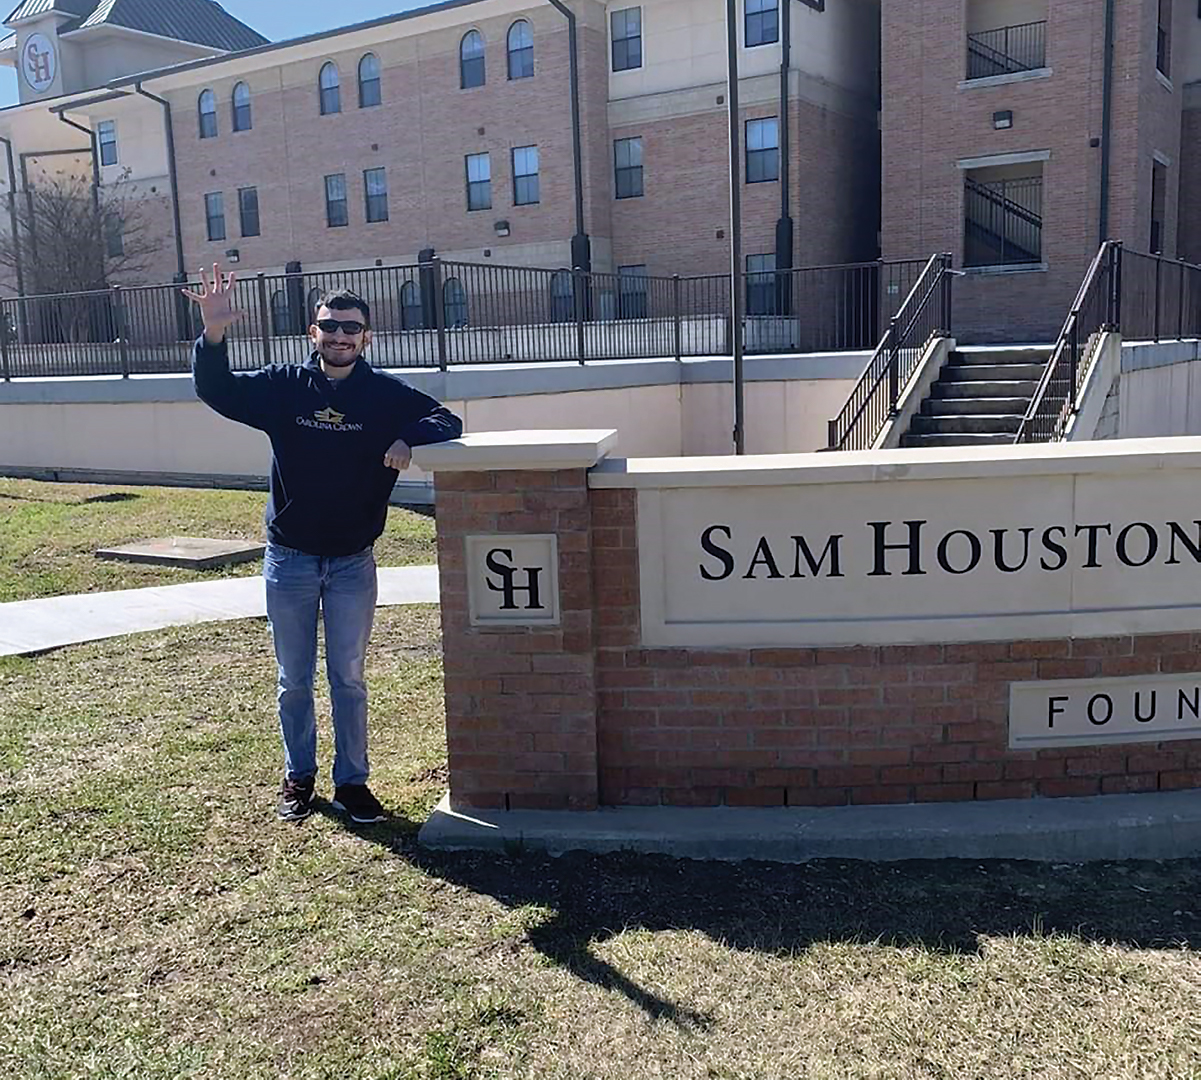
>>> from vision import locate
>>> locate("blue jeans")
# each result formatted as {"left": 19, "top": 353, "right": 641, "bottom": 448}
{"left": 263, "top": 542, "right": 378, "bottom": 788}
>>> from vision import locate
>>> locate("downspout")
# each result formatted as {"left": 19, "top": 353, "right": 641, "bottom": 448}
{"left": 546, "top": 0, "right": 591, "bottom": 272}
{"left": 56, "top": 112, "right": 100, "bottom": 216}
{"left": 775, "top": 0, "right": 793, "bottom": 282}
{"left": 133, "top": 82, "right": 186, "bottom": 280}
{"left": 1099, "top": 0, "right": 1116, "bottom": 243}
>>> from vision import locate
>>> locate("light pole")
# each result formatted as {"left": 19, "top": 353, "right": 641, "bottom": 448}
{"left": 726, "top": 0, "right": 745, "bottom": 454}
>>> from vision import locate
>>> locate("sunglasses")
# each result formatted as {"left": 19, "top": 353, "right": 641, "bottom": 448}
{"left": 315, "top": 318, "right": 367, "bottom": 335}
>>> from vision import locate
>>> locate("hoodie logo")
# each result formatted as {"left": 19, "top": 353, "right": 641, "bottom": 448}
{"left": 296, "top": 406, "right": 364, "bottom": 432}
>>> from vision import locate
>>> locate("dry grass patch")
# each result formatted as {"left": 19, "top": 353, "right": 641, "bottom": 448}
{"left": 0, "top": 477, "right": 434, "bottom": 601}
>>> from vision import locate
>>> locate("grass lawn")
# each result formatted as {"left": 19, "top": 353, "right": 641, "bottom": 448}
{"left": 4, "top": 606, "right": 1201, "bottom": 1077}
{"left": 0, "top": 477, "right": 435, "bottom": 602}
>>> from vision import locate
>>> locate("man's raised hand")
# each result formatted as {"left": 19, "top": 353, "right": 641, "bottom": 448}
{"left": 181, "top": 264, "right": 244, "bottom": 345}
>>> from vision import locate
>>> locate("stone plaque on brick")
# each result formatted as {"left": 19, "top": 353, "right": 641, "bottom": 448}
{"left": 1010, "top": 673, "right": 1201, "bottom": 749}
{"left": 466, "top": 534, "right": 559, "bottom": 626}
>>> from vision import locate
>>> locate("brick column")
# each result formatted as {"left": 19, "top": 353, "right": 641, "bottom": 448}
{"left": 414, "top": 431, "right": 617, "bottom": 812}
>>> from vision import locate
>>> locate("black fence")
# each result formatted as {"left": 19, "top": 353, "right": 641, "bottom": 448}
{"left": 1017, "top": 243, "right": 1201, "bottom": 443}
{"left": 826, "top": 254, "right": 955, "bottom": 451}
{"left": 967, "top": 20, "right": 1047, "bottom": 79}
{"left": 0, "top": 256, "right": 928, "bottom": 379}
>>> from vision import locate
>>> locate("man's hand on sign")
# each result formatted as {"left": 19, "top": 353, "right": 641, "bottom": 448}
{"left": 384, "top": 439, "right": 412, "bottom": 472}
{"left": 182, "top": 264, "right": 245, "bottom": 345}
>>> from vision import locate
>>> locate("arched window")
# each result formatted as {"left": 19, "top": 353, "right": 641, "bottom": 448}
{"left": 198, "top": 89, "right": 217, "bottom": 138}
{"left": 358, "top": 53, "right": 381, "bottom": 108}
{"left": 400, "top": 281, "right": 424, "bottom": 329}
{"left": 271, "top": 290, "right": 292, "bottom": 336}
{"left": 232, "top": 82, "right": 251, "bottom": 132}
{"left": 443, "top": 278, "right": 468, "bottom": 328}
{"left": 550, "top": 270, "right": 573, "bottom": 322}
{"left": 319, "top": 62, "right": 341, "bottom": 115}
{"left": 460, "top": 30, "right": 485, "bottom": 89}
{"left": 507, "top": 20, "right": 534, "bottom": 80}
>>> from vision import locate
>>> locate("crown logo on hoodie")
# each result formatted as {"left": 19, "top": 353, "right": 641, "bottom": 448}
{"left": 313, "top": 407, "right": 345, "bottom": 425}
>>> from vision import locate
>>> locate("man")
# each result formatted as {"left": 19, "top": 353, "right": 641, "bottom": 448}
{"left": 184, "top": 265, "right": 462, "bottom": 824}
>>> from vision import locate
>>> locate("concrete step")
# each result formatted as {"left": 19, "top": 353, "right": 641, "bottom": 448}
{"left": 922, "top": 396, "right": 1031, "bottom": 417}
{"left": 941, "top": 363, "right": 1047, "bottom": 382}
{"left": 900, "top": 432, "right": 1016, "bottom": 448}
{"left": 909, "top": 414, "right": 1023, "bottom": 436}
{"left": 949, "top": 347, "right": 1053, "bottom": 367}
{"left": 931, "top": 380, "right": 1040, "bottom": 399}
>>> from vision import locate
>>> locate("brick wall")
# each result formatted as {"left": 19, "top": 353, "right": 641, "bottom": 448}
{"left": 435, "top": 468, "right": 599, "bottom": 811}
{"left": 436, "top": 476, "right": 1201, "bottom": 811}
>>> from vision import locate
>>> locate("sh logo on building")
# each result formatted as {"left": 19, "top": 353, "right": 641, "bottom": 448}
{"left": 22, "top": 34, "right": 57, "bottom": 94}
{"left": 466, "top": 535, "right": 559, "bottom": 626}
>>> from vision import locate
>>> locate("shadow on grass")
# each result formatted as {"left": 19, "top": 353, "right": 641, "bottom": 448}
{"left": 327, "top": 807, "right": 1201, "bottom": 1029}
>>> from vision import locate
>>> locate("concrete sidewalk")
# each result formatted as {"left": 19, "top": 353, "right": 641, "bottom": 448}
{"left": 0, "top": 565, "right": 439, "bottom": 657}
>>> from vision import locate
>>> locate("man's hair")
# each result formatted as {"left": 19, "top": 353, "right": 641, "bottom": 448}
{"left": 314, "top": 289, "right": 371, "bottom": 328}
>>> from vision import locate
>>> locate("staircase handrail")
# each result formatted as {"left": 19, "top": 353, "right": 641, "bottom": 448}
{"left": 966, "top": 20, "right": 1047, "bottom": 75}
{"left": 1015, "top": 241, "right": 1117, "bottom": 443}
{"left": 964, "top": 177, "right": 1042, "bottom": 229}
{"left": 826, "top": 252, "right": 952, "bottom": 451}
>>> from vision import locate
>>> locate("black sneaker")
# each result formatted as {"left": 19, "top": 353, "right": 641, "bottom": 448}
{"left": 331, "top": 784, "right": 385, "bottom": 824}
{"left": 277, "top": 776, "right": 315, "bottom": 821}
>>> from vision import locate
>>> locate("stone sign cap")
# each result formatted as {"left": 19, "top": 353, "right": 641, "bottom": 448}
{"left": 412, "top": 430, "right": 618, "bottom": 473}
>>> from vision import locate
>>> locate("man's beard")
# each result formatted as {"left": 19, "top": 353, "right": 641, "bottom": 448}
{"left": 318, "top": 342, "right": 363, "bottom": 366}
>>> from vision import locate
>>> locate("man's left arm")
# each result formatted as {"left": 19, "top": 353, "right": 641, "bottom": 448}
{"left": 383, "top": 383, "right": 463, "bottom": 471}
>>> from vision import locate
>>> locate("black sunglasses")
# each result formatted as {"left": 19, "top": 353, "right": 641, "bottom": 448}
{"left": 315, "top": 318, "right": 367, "bottom": 335}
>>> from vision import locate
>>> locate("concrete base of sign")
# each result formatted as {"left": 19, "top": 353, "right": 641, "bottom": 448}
{"left": 95, "top": 537, "right": 265, "bottom": 569}
{"left": 418, "top": 789, "right": 1201, "bottom": 863}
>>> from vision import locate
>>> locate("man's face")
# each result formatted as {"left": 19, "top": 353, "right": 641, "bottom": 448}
{"left": 309, "top": 304, "right": 372, "bottom": 367}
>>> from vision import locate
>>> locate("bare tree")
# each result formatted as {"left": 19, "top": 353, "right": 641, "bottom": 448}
{"left": 0, "top": 168, "right": 160, "bottom": 342}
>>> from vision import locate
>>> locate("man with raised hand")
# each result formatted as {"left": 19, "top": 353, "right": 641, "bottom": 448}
{"left": 184, "top": 265, "right": 462, "bottom": 824}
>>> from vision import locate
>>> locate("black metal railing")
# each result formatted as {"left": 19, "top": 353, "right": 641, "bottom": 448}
{"left": 1015, "top": 242, "right": 1119, "bottom": 443}
{"left": 964, "top": 176, "right": 1042, "bottom": 268}
{"left": 967, "top": 20, "right": 1047, "bottom": 79}
{"left": 1117, "top": 249, "right": 1201, "bottom": 345}
{"left": 826, "top": 253, "right": 955, "bottom": 451}
{"left": 0, "top": 256, "right": 929, "bottom": 379}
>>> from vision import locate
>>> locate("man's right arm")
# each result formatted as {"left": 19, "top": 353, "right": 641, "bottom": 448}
{"left": 192, "top": 334, "right": 276, "bottom": 432}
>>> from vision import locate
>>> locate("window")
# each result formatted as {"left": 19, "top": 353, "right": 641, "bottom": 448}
{"left": 97, "top": 120, "right": 117, "bottom": 166}
{"left": 508, "top": 20, "right": 534, "bottom": 79}
{"left": 466, "top": 152, "right": 491, "bottom": 210}
{"left": 746, "top": 117, "right": 779, "bottom": 183}
{"left": 271, "top": 290, "right": 292, "bottom": 336}
{"left": 359, "top": 54, "right": 381, "bottom": 108}
{"left": 611, "top": 7, "right": 642, "bottom": 71}
{"left": 746, "top": 0, "right": 779, "bottom": 46}
{"left": 104, "top": 213, "right": 123, "bottom": 258}
{"left": 614, "top": 136, "right": 643, "bottom": 198}
{"left": 325, "top": 173, "right": 348, "bottom": 228}
{"left": 205, "top": 192, "right": 225, "bottom": 242}
{"left": 238, "top": 186, "right": 260, "bottom": 238}
{"left": 963, "top": 169, "right": 1043, "bottom": 267}
{"left": 232, "top": 82, "right": 251, "bottom": 131}
{"left": 319, "top": 62, "right": 341, "bottom": 115}
{"left": 198, "top": 89, "right": 218, "bottom": 139}
{"left": 550, "top": 269, "right": 574, "bottom": 322}
{"left": 461, "top": 30, "right": 486, "bottom": 88}
{"left": 1151, "top": 161, "right": 1167, "bottom": 254}
{"left": 401, "top": 280, "right": 424, "bottom": 329}
{"left": 512, "top": 145, "right": 540, "bottom": 205}
{"left": 364, "top": 167, "right": 389, "bottom": 223}
{"left": 443, "top": 277, "right": 468, "bottom": 327}
{"left": 746, "top": 253, "right": 777, "bottom": 315}
{"left": 618, "top": 264, "right": 648, "bottom": 319}
{"left": 1158, "top": 0, "right": 1171, "bottom": 76}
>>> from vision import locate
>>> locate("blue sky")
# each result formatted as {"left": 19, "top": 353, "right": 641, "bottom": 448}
{"left": 0, "top": 0, "right": 432, "bottom": 107}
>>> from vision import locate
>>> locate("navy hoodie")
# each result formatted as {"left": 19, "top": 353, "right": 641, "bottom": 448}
{"left": 193, "top": 336, "right": 462, "bottom": 556}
